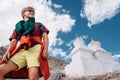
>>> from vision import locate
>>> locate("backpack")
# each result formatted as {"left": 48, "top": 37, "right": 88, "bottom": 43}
{"left": 36, "top": 22, "right": 43, "bottom": 35}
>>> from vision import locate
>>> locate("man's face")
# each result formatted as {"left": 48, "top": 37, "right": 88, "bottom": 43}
{"left": 23, "top": 9, "right": 35, "bottom": 19}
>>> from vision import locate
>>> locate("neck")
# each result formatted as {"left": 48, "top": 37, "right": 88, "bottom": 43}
{"left": 24, "top": 18, "right": 29, "bottom": 21}
{"left": 23, "top": 17, "right": 34, "bottom": 21}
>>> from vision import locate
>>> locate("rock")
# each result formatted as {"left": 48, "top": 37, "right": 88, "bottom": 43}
{"left": 1, "top": 45, "right": 120, "bottom": 80}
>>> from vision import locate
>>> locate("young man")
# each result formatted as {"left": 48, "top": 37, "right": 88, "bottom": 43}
{"left": 0, "top": 6, "right": 50, "bottom": 80}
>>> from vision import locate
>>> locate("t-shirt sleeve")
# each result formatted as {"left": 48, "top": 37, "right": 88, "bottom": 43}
{"left": 9, "top": 29, "right": 19, "bottom": 41}
{"left": 41, "top": 23, "right": 49, "bottom": 35}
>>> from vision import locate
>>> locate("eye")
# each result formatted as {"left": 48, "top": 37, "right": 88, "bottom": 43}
{"left": 28, "top": 10, "right": 34, "bottom": 12}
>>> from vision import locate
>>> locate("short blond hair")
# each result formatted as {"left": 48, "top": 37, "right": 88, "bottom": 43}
{"left": 21, "top": 6, "right": 35, "bottom": 19}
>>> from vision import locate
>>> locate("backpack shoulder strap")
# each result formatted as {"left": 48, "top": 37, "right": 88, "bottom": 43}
{"left": 36, "top": 22, "right": 43, "bottom": 35}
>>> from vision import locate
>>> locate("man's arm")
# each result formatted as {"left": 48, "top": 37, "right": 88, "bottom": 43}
{"left": 42, "top": 32, "right": 49, "bottom": 59}
{"left": 2, "top": 39, "right": 17, "bottom": 62}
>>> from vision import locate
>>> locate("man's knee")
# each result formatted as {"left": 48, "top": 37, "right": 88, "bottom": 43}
{"left": 0, "top": 61, "right": 17, "bottom": 76}
{"left": 0, "top": 64, "right": 10, "bottom": 78}
{"left": 0, "top": 73, "right": 4, "bottom": 80}
{"left": 28, "top": 67, "right": 39, "bottom": 80}
{"left": 29, "top": 74, "right": 39, "bottom": 80}
{"left": 0, "top": 65, "right": 6, "bottom": 77}
{"left": 29, "top": 76, "right": 38, "bottom": 80}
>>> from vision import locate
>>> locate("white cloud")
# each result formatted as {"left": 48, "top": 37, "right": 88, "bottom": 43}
{"left": 80, "top": 35, "right": 88, "bottom": 40}
{"left": 51, "top": 48, "right": 66, "bottom": 57}
{"left": 0, "top": 0, "right": 75, "bottom": 57}
{"left": 56, "top": 38, "right": 64, "bottom": 46}
{"left": 53, "top": 4, "right": 62, "bottom": 9}
{"left": 65, "top": 40, "right": 74, "bottom": 48}
{"left": 80, "top": 0, "right": 120, "bottom": 28}
{"left": 113, "top": 54, "right": 120, "bottom": 62}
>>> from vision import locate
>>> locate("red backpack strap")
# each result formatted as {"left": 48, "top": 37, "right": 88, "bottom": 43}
{"left": 36, "top": 22, "right": 43, "bottom": 35}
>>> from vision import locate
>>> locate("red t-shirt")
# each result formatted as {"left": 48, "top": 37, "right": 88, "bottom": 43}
{"left": 9, "top": 23, "right": 49, "bottom": 47}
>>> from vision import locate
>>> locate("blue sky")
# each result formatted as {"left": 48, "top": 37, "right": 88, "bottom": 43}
{"left": 51, "top": 0, "right": 120, "bottom": 62}
{"left": 52, "top": 0, "right": 120, "bottom": 53}
{"left": 0, "top": 0, "right": 120, "bottom": 62}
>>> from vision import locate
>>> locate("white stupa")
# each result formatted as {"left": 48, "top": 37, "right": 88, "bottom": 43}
{"left": 65, "top": 38, "right": 120, "bottom": 77}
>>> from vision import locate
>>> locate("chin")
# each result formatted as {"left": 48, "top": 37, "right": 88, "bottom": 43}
{"left": 29, "top": 16, "right": 34, "bottom": 18}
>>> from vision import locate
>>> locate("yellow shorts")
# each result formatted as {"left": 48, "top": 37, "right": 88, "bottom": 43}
{"left": 10, "top": 44, "right": 41, "bottom": 70}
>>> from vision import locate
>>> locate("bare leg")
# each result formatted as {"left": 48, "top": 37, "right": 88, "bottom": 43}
{"left": 0, "top": 60, "right": 18, "bottom": 80}
{"left": 28, "top": 67, "right": 39, "bottom": 80}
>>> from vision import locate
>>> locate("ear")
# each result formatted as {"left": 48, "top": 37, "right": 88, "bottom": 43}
{"left": 23, "top": 13, "right": 26, "bottom": 19}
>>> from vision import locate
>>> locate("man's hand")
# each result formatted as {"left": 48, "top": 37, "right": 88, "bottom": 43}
{"left": 1, "top": 39, "right": 17, "bottom": 63}
{"left": 42, "top": 49, "right": 48, "bottom": 60}
{"left": 1, "top": 52, "right": 10, "bottom": 63}
{"left": 42, "top": 32, "right": 49, "bottom": 60}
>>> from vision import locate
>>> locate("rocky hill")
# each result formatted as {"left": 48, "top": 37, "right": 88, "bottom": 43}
{"left": 0, "top": 46, "right": 7, "bottom": 59}
{"left": 0, "top": 46, "right": 67, "bottom": 80}
{"left": 1, "top": 46, "right": 120, "bottom": 80}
